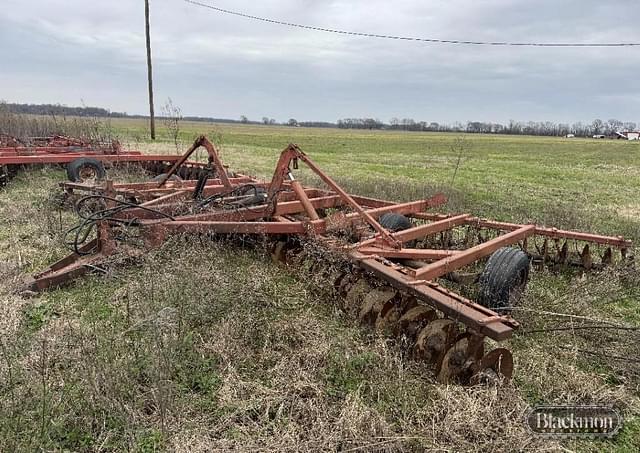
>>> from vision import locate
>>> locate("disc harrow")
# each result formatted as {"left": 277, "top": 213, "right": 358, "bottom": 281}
{"left": 0, "top": 133, "right": 212, "bottom": 186}
{"left": 276, "top": 242, "right": 516, "bottom": 384}
{"left": 26, "top": 135, "right": 633, "bottom": 385}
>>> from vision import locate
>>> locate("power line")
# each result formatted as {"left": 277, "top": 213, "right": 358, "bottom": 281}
{"left": 184, "top": 0, "right": 640, "bottom": 48}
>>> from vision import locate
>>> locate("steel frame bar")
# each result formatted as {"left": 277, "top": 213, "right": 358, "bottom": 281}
{"left": 410, "top": 225, "right": 536, "bottom": 279}
{"left": 309, "top": 196, "right": 447, "bottom": 227}
{"left": 33, "top": 239, "right": 99, "bottom": 276}
{"left": 357, "top": 213, "right": 471, "bottom": 247}
{"left": 149, "top": 194, "right": 343, "bottom": 223}
{"left": 356, "top": 247, "right": 460, "bottom": 260}
{"left": 475, "top": 220, "right": 632, "bottom": 248}
{"left": 414, "top": 213, "right": 632, "bottom": 249}
{"left": 139, "top": 190, "right": 189, "bottom": 207}
{"left": 0, "top": 147, "right": 128, "bottom": 157}
{"left": 28, "top": 254, "right": 105, "bottom": 292}
{"left": 161, "top": 220, "right": 308, "bottom": 235}
{"left": 142, "top": 196, "right": 441, "bottom": 234}
{"left": 289, "top": 179, "right": 320, "bottom": 220}
{"left": 0, "top": 154, "right": 189, "bottom": 165}
{"left": 296, "top": 148, "right": 402, "bottom": 248}
{"left": 390, "top": 214, "right": 472, "bottom": 244}
{"left": 267, "top": 145, "right": 402, "bottom": 247}
{"left": 354, "top": 254, "right": 514, "bottom": 340}
{"left": 156, "top": 135, "right": 231, "bottom": 189}
{"left": 62, "top": 175, "right": 249, "bottom": 193}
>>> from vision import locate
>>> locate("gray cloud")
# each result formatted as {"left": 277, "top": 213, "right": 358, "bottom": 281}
{"left": 1, "top": 0, "right": 638, "bottom": 123}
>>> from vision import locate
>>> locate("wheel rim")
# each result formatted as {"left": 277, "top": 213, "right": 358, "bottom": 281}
{"left": 78, "top": 165, "right": 98, "bottom": 182}
{"left": 508, "top": 268, "right": 529, "bottom": 305}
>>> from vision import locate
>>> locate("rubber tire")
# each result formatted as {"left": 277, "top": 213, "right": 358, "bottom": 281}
{"left": 241, "top": 186, "right": 266, "bottom": 196}
{"left": 151, "top": 173, "right": 183, "bottom": 183}
{"left": 477, "top": 247, "right": 530, "bottom": 309}
{"left": 379, "top": 213, "right": 413, "bottom": 232}
{"left": 0, "top": 165, "right": 9, "bottom": 187}
{"left": 66, "top": 158, "right": 106, "bottom": 182}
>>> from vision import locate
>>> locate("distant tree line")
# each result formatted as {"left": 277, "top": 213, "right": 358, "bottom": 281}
{"left": 5, "top": 103, "right": 112, "bottom": 118}
{"left": 336, "top": 117, "right": 638, "bottom": 137}
{"left": 2, "top": 103, "right": 261, "bottom": 125}
{"left": 3, "top": 103, "right": 637, "bottom": 137}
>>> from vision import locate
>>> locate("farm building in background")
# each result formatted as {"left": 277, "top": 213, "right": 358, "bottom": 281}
{"left": 615, "top": 131, "right": 640, "bottom": 140}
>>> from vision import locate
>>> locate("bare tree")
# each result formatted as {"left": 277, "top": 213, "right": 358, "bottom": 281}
{"left": 607, "top": 118, "right": 622, "bottom": 135}
{"left": 450, "top": 136, "right": 471, "bottom": 186}
{"left": 145, "top": 0, "right": 156, "bottom": 140}
{"left": 161, "top": 98, "right": 182, "bottom": 152}
{"left": 592, "top": 119, "right": 604, "bottom": 135}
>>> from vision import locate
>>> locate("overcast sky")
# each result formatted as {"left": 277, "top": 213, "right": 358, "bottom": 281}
{"left": 1, "top": 0, "right": 638, "bottom": 124}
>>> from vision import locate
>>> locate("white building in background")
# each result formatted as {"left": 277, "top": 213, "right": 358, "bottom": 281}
{"left": 615, "top": 131, "right": 640, "bottom": 140}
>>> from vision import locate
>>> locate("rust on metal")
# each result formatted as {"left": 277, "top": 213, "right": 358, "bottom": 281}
{"left": 27, "top": 136, "right": 634, "bottom": 385}
{"left": 410, "top": 225, "right": 535, "bottom": 280}
{"left": 156, "top": 135, "right": 232, "bottom": 189}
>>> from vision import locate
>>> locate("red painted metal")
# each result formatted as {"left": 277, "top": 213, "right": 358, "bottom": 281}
{"left": 354, "top": 254, "right": 516, "bottom": 340}
{"left": 415, "top": 213, "right": 633, "bottom": 249}
{"left": 410, "top": 225, "right": 536, "bottom": 280}
{"left": 28, "top": 137, "right": 633, "bottom": 345}
{"left": 0, "top": 153, "right": 195, "bottom": 165}
{"left": 357, "top": 247, "right": 460, "bottom": 260}
{"left": 156, "top": 135, "right": 232, "bottom": 189}
{"left": 0, "top": 134, "right": 206, "bottom": 178}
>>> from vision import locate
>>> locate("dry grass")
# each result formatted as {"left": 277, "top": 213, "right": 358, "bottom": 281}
{"left": 0, "top": 103, "right": 118, "bottom": 145}
{"left": 1, "top": 154, "right": 639, "bottom": 450}
{"left": 0, "top": 232, "right": 513, "bottom": 451}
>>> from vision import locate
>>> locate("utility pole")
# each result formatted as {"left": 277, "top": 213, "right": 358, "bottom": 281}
{"left": 144, "top": 0, "right": 156, "bottom": 140}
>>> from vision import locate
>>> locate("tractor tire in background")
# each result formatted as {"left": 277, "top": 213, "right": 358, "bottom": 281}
{"left": 379, "top": 213, "right": 413, "bottom": 232}
{"left": 0, "top": 165, "right": 10, "bottom": 187}
{"left": 477, "top": 247, "right": 530, "bottom": 309}
{"left": 151, "top": 173, "right": 183, "bottom": 183}
{"left": 66, "top": 158, "right": 106, "bottom": 182}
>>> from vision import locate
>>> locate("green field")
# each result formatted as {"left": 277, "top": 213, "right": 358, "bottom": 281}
{"left": 118, "top": 119, "right": 640, "bottom": 238}
{"left": 1, "top": 120, "right": 639, "bottom": 451}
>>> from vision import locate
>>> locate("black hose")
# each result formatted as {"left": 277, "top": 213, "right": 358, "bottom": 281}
{"left": 65, "top": 195, "right": 176, "bottom": 255}
{"left": 197, "top": 183, "right": 261, "bottom": 208}
{"left": 193, "top": 172, "right": 210, "bottom": 200}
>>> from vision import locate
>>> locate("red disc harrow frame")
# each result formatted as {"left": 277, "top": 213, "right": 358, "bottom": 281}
{"left": 28, "top": 136, "right": 633, "bottom": 383}
{"left": 0, "top": 134, "right": 210, "bottom": 184}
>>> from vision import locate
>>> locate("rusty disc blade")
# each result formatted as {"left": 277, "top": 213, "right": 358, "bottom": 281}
{"left": 396, "top": 306, "right": 438, "bottom": 340}
{"left": 344, "top": 279, "right": 373, "bottom": 317}
{"left": 335, "top": 272, "right": 355, "bottom": 297}
{"left": 374, "top": 296, "right": 403, "bottom": 333}
{"left": 414, "top": 319, "right": 456, "bottom": 366}
{"left": 437, "top": 333, "right": 485, "bottom": 384}
{"left": 270, "top": 241, "right": 288, "bottom": 264}
{"left": 358, "top": 287, "right": 396, "bottom": 325}
{"left": 470, "top": 348, "right": 514, "bottom": 385}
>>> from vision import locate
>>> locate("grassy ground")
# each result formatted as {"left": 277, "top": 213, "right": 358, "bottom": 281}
{"left": 121, "top": 119, "right": 640, "bottom": 238}
{"left": 1, "top": 121, "right": 640, "bottom": 451}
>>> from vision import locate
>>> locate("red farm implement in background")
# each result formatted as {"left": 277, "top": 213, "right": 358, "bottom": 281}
{"left": 0, "top": 134, "right": 213, "bottom": 186}
{"left": 27, "top": 135, "right": 634, "bottom": 385}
